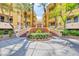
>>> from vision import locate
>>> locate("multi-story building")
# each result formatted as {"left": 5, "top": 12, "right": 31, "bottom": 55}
{"left": 66, "top": 8, "right": 79, "bottom": 30}
{"left": 42, "top": 3, "right": 56, "bottom": 28}
{"left": 45, "top": 3, "right": 79, "bottom": 31}
{"left": 0, "top": 3, "right": 37, "bottom": 32}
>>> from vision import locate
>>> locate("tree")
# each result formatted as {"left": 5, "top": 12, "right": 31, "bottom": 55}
{"left": 60, "top": 3, "right": 79, "bottom": 29}
{"left": 49, "top": 3, "right": 79, "bottom": 29}
{"left": 32, "top": 3, "right": 34, "bottom": 27}
{"left": 49, "top": 3, "right": 60, "bottom": 28}
{"left": 40, "top": 3, "right": 48, "bottom": 27}
{"left": 0, "top": 3, "right": 9, "bottom": 14}
{"left": 22, "top": 3, "right": 32, "bottom": 28}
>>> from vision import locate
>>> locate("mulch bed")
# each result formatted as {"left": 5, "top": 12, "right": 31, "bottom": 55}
{"left": 28, "top": 38, "right": 51, "bottom": 42}
{"left": 61, "top": 36, "right": 79, "bottom": 40}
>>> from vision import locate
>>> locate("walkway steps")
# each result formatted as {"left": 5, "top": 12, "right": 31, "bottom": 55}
{"left": 16, "top": 28, "right": 31, "bottom": 37}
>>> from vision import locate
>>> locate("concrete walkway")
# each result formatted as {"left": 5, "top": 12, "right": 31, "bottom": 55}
{"left": 0, "top": 37, "right": 79, "bottom": 56}
{"left": 0, "top": 37, "right": 28, "bottom": 56}
{"left": 26, "top": 41, "right": 79, "bottom": 56}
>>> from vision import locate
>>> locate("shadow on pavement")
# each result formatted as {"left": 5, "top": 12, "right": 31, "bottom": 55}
{"left": 70, "top": 43, "right": 79, "bottom": 53}
{"left": 9, "top": 41, "right": 29, "bottom": 56}
{"left": 0, "top": 38, "right": 24, "bottom": 48}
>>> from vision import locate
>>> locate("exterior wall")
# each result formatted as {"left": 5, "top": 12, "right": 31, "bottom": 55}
{"left": 66, "top": 8, "right": 79, "bottom": 29}
{"left": 0, "top": 9, "right": 36, "bottom": 30}
{"left": 66, "top": 22, "right": 79, "bottom": 29}
{"left": 0, "top": 22, "right": 12, "bottom": 29}
{"left": 47, "top": 4, "right": 79, "bottom": 30}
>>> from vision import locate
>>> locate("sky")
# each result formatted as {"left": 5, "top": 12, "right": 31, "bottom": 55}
{"left": 34, "top": 4, "right": 44, "bottom": 20}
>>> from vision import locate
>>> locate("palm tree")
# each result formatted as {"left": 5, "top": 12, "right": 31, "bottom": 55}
{"left": 40, "top": 3, "right": 48, "bottom": 27}
{"left": 0, "top": 3, "right": 8, "bottom": 14}
{"left": 8, "top": 3, "right": 12, "bottom": 15}
{"left": 32, "top": 3, "right": 34, "bottom": 27}
{"left": 22, "top": 3, "right": 32, "bottom": 28}
{"left": 0, "top": 4, "right": 4, "bottom": 14}
{"left": 8, "top": 3, "right": 15, "bottom": 29}
{"left": 14, "top": 3, "right": 24, "bottom": 31}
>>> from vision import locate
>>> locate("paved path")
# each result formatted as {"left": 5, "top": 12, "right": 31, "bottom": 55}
{"left": 26, "top": 41, "right": 79, "bottom": 56}
{"left": 0, "top": 37, "right": 79, "bottom": 56}
{"left": 0, "top": 37, "right": 28, "bottom": 56}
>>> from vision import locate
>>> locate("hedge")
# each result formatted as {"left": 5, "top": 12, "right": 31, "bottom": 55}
{"left": 62, "top": 29, "right": 79, "bottom": 36}
{"left": 28, "top": 33, "right": 49, "bottom": 39}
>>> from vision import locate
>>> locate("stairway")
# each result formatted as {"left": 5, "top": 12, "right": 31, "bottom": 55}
{"left": 16, "top": 28, "right": 31, "bottom": 37}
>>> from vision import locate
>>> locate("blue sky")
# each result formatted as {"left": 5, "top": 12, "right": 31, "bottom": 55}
{"left": 34, "top": 4, "right": 44, "bottom": 20}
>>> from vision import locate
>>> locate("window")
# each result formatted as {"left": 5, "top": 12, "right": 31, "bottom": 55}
{"left": 0, "top": 16, "right": 4, "bottom": 22}
{"left": 66, "top": 18, "right": 71, "bottom": 23}
{"left": 9, "top": 17, "right": 13, "bottom": 23}
{"left": 74, "top": 16, "right": 78, "bottom": 23}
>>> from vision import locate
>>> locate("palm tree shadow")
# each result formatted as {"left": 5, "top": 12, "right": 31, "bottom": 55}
{"left": 0, "top": 38, "right": 24, "bottom": 48}
{"left": 9, "top": 41, "right": 29, "bottom": 56}
{"left": 70, "top": 43, "right": 79, "bottom": 53}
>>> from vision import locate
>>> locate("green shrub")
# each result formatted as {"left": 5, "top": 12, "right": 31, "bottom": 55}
{"left": 0, "top": 34, "right": 3, "bottom": 38}
{"left": 0, "top": 29, "right": 14, "bottom": 35}
{"left": 8, "top": 31, "right": 13, "bottom": 37}
{"left": 28, "top": 33, "right": 49, "bottom": 39}
{"left": 0, "top": 31, "right": 3, "bottom": 35}
{"left": 62, "top": 29, "right": 79, "bottom": 36}
{"left": 0, "top": 30, "right": 3, "bottom": 38}
{"left": 62, "top": 29, "right": 68, "bottom": 35}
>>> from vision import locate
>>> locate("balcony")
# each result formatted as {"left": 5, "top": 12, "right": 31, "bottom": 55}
{"left": 66, "top": 22, "right": 79, "bottom": 29}
{"left": 0, "top": 22, "right": 12, "bottom": 29}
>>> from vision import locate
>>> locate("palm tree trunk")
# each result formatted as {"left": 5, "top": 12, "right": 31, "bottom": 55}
{"left": 24, "top": 11, "right": 27, "bottom": 28}
{"left": 8, "top": 4, "right": 17, "bottom": 36}
{"left": 8, "top": 3, "right": 13, "bottom": 16}
{"left": 44, "top": 6, "right": 47, "bottom": 27}
{"left": 32, "top": 3, "right": 34, "bottom": 27}
{"left": 0, "top": 4, "right": 4, "bottom": 14}
{"left": 60, "top": 9, "right": 72, "bottom": 29}
{"left": 20, "top": 10, "right": 23, "bottom": 29}
{"left": 60, "top": 15, "right": 66, "bottom": 29}
{"left": 54, "top": 16, "right": 57, "bottom": 28}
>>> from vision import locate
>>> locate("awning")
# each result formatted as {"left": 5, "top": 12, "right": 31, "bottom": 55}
{"left": 0, "top": 22, "right": 12, "bottom": 29}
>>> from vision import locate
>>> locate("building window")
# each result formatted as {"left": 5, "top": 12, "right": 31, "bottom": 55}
{"left": 0, "top": 16, "right": 4, "bottom": 22}
{"left": 66, "top": 18, "right": 71, "bottom": 23}
{"left": 9, "top": 17, "right": 13, "bottom": 23}
{"left": 74, "top": 16, "right": 78, "bottom": 23}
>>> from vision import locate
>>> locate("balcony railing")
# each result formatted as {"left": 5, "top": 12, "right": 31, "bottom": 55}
{"left": 66, "top": 22, "right": 79, "bottom": 29}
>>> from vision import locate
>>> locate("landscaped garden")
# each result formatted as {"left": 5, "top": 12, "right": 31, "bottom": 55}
{"left": 27, "top": 27, "right": 51, "bottom": 41}
{"left": 28, "top": 33, "right": 50, "bottom": 41}
{"left": 62, "top": 29, "right": 79, "bottom": 36}
{"left": 0, "top": 29, "right": 14, "bottom": 39}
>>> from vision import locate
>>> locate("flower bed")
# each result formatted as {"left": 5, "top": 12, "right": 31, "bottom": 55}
{"left": 28, "top": 33, "right": 49, "bottom": 40}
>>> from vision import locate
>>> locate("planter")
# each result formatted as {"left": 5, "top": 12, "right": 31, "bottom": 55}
{"left": 28, "top": 33, "right": 50, "bottom": 41}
